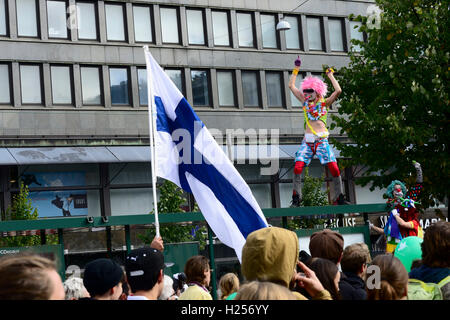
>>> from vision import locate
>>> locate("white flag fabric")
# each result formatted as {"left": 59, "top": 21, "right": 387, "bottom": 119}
{"left": 144, "top": 50, "right": 268, "bottom": 261}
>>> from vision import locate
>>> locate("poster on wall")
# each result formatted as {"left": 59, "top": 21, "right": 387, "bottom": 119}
{"left": 24, "top": 172, "right": 88, "bottom": 218}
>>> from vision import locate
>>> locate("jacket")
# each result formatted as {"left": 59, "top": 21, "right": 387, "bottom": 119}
{"left": 241, "top": 227, "right": 332, "bottom": 300}
{"left": 339, "top": 272, "right": 367, "bottom": 300}
{"left": 409, "top": 265, "right": 450, "bottom": 300}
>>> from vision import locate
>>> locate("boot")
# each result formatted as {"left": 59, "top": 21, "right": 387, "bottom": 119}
{"left": 332, "top": 175, "right": 350, "bottom": 205}
{"left": 291, "top": 192, "right": 301, "bottom": 207}
{"left": 291, "top": 174, "right": 302, "bottom": 207}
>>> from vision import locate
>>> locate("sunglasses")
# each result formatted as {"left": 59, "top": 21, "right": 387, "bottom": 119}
{"left": 303, "top": 89, "right": 315, "bottom": 94}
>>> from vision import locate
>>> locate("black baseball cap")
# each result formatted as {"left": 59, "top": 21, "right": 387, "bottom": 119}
{"left": 83, "top": 258, "right": 124, "bottom": 297}
{"left": 125, "top": 247, "right": 165, "bottom": 279}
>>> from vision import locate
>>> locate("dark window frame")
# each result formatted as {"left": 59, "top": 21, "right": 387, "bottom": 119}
{"left": 260, "top": 12, "right": 280, "bottom": 49}
{"left": 160, "top": 5, "right": 181, "bottom": 45}
{"left": 164, "top": 67, "right": 185, "bottom": 97}
{"left": 265, "top": 71, "right": 285, "bottom": 108}
{"left": 241, "top": 70, "right": 261, "bottom": 108}
{"left": 104, "top": 1, "right": 128, "bottom": 43}
{"left": 16, "top": 0, "right": 41, "bottom": 39}
{"left": 132, "top": 3, "right": 155, "bottom": 44}
{"left": 109, "top": 66, "right": 132, "bottom": 106}
{"left": 236, "top": 11, "right": 256, "bottom": 48}
{"left": 328, "top": 17, "right": 346, "bottom": 52}
{"left": 216, "top": 69, "right": 237, "bottom": 107}
{"left": 19, "top": 63, "right": 44, "bottom": 105}
{"left": 46, "top": 0, "right": 70, "bottom": 40}
{"left": 190, "top": 68, "right": 211, "bottom": 107}
{"left": 0, "top": 0, "right": 9, "bottom": 37}
{"left": 0, "top": 62, "right": 12, "bottom": 105}
{"left": 80, "top": 65, "right": 104, "bottom": 106}
{"left": 186, "top": 7, "right": 207, "bottom": 46}
{"left": 284, "top": 14, "right": 303, "bottom": 51}
{"left": 50, "top": 64, "right": 75, "bottom": 106}
{"left": 211, "top": 9, "right": 231, "bottom": 47}
{"left": 76, "top": 0, "right": 100, "bottom": 41}
{"left": 306, "top": 15, "right": 325, "bottom": 52}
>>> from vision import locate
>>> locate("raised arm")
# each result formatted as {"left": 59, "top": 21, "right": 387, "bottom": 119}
{"left": 325, "top": 68, "right": 342, "bottom": 107}
{"left": 289, "top": 56, "right": 305, "bottom": 104}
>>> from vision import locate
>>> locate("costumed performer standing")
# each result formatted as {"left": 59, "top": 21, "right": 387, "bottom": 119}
{"left": 370, "top": 161, "right": 424, "bottom": 253}
{"left": 288, "top": 56, "right": 347, "bottom": 207}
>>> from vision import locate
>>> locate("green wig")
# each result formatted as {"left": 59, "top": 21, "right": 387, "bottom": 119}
{"left": 385, "top": 180, "right": 407, "bottom": 198}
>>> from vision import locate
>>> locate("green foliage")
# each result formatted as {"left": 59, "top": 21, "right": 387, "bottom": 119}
{"left": 288, "top": 168, "right": 329, "bottom": 230}
{"left": 138, "top": 180, "right": 207, "bottom": 249}
{"left": 330, "top": 0, "right": 449, "bottom": 208}
{"left": 0, "top": 182, "right": 57, "bottom": 247}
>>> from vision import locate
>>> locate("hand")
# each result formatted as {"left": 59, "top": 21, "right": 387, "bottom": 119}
{"left": 325, "top": 68, "right": 335, "bottom": 75}
{"left": 150, "top": 236, "right": 164, "bottom": 251}
{"left": 391, "top": 209, "right": 399, "bottom": 217}
{"left": 412, "top": 161, "right": 421, "bottom": 169}
{"left": 369, "top": 222, "right": 374, "bottom": 229}
{"left": 294, "top": 261, "right": 325, "bottom": 298}
{"left": 294, "top": 56, "right": 301, "bottom": 68}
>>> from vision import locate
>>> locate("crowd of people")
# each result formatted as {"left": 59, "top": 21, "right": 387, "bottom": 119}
{"left": 0, "top": 220, "right": 448, "bottom": 301}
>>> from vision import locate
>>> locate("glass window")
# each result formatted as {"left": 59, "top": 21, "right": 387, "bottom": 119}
{"left": 191, "top": 70, "right": 209, "bottom": 106}
{"left": 165, "top": 69, "right": 184, "bottom": 94}
{"left": 212, "top": 11, "right": 230, "bottom": 46}
{"left": 47, "top": 1, "right": 67, "bottom": 39}
{"left": 51, "top": 65, "right": 72, "bottom": 104}
{"left": 0, "top": 64, "right": 10, "bottom": 104}
{"left": 217, "top": 71, "right": 235, "bottom": 107}
{"left": 237, "top": 12, "right": 254, "bottom": 47}
{"left": 77, "top": 2, "right": 97, "bottom": 40}
{"left": 137, "top": 68, "right": 148, "bottom": 105}
{"left": 80, "top": 66, "right": 102, "bottom": 105}
{"left": 290, "top": 73, "right": 303, "bottom": 107}
{"left": 105, "top": 3, "right": 126, "bottom": 41}
{"left": 285, "top": 16, "right": 300, "bottom": 49}
{"left": 329, "top": 19, "right": 344, "bottom": 51}
{"left": 20, "top": 65, "right": 42, "bottom": 104}
{"left": 260, "top": 14, "right": 277, "bottom": 48}
{"left": 242, "top": 71, "right": 259, "bottom": 107}
{"left": 133, "top": 5, "right": 152, "bottom": 43}
{"left": 350, "top": 21, "right": 364, "bottom": 52}
{"left": 0, "top": 0, "right": 7, "bottom": 36}
{"left": 266, "top": 72, "right": 283, "bottom": 107}
{"left": 186, "top": 9, "right": 205, "bottom": 45}
{"left": 16, "top": 0, "right": 38, "bottom": 37}
{"left": 109, "top": 68, "right": 130, "bottom": 105}
{"left": 307, "top": 17, "right": 323, "bottom": 51}
{"left": 160, "top": 7, "right": 179, "bottom": 44}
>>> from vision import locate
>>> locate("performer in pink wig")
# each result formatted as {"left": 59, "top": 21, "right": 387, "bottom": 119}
{"left": 288, "top": 57, "right": 347, "bottom": 206}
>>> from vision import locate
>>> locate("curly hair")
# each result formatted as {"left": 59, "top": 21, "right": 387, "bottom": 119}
{"left": 385, "top": 180, "right": 407, "bottom": 198}
{"left": 301, "top": 75, "right": 328, "bottom": 97}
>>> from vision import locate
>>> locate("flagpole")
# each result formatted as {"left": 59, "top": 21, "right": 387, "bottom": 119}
{"left": 143, "top": 46, "right": 160, "bottom": 238}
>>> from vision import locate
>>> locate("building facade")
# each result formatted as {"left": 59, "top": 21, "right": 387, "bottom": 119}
{"left": 0, "top": 0, "right": 383, "bottom": 221}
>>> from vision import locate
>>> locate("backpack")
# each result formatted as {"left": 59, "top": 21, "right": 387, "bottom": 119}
{"left": 408, "top": 276, "right": 450, "bottom": 300}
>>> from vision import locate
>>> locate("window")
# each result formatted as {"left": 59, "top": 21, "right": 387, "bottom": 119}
{"left": 165, "top": 69, "right": 184, "bottom": 95}
{"left": 307, "top": 17, "right": 323, "bottom": 51}
{"left": 133, "top": 5, "right": 152, "bottom": 43}
{"left": 290, "top": 72, "right": 303, "bottom": 107}
{"left": 285, "top": 16, "right": 301, "bottom": 49}
{"left": 191, "top": 70, "right": 209, "bottom": 106}
{"left": 137, "top": 68, "right": 147, "bottom": 105}
{"left": 109, "top": 68, "right": 130, "bottom": 105}
{"left": 0, "top": 0, "right": 7, "bottom": 36}
{"left": 266, "top": 72, "right": 283, "bottom": 107}
{"left": 80, "top": 66, "right": 102, "bottom": 105}
{"left": 0, "top": 64, "right": 10, "bottom": 104}
{"left": 350, "top": 21, "right": 364, "bottom": 52}
{"left": 260, "top": 14, "right": 277, "bottom": 48}
{"left": 212, "top": 11, "right": 230, "bottom": 46}
{"left": 76, "top": 2, "right": 97, "bottom": 40}
{"left": 50, "top": 65, "right": 72, "bottom": 104}
{"left": 242, "top": 71, "right": 259, "bottom": 107}
{"left": 217, "top": 71, "right": 235, "bottom": 107}
{"left": 186, "top": 9, "right": 205, "bottom": 45}
{"left": 237, "top": 12, "right": 254, "bottom": 47}
{"left": 329, "top": 18, "right": 344, "bottom": 52}
{"left": 20, "top": 65, "right": 42, "bottom": 104}
{"left": 47, "top": 1, "right": 68, "bottom": 39}
{"left": 160, "top": 7, "right": 179, "bottom": 44}
{"left": 16, "top": 0, "right": 39, "bottom": 37}
{"left": 105, "top": 3, "right": 126, "bottom": 41}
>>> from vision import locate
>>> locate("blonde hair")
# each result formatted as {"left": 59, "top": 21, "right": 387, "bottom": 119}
{"left": 219, "top": 273, "right": 239, "bottom": 299}
{"left": 0, "top": 253, "right": 58, "bottom": 300}
{"left": 341, "top": 243, "right": 372, "bottom": 274}
{"left": 235, "top": 281, "right": 297, "bottom": 300}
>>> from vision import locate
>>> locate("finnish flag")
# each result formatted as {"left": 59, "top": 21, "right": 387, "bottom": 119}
{"left": 144, "top": 50, "right": 268, "bottom": 261}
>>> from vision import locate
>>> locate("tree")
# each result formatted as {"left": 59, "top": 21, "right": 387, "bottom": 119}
{"left": 138, "top": 180, "right": 207, "bottom": 249}
{"left": 329, "top": 0, "right": 449, "bottom": 208}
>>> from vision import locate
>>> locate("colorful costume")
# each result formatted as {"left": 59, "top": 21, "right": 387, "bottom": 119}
{"left": 384, "top": 162, "right": 424, "bottom": 252}
{"left": 292, "top": 75, "right": 345, "bottom": 206}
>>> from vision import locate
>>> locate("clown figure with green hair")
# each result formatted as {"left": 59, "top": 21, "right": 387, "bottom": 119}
{"left": 288, "top": 56, "right": 347, "bottom": 207}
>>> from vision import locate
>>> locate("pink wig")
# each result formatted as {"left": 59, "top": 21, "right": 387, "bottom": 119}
{"left": 301, "top": 75, "right": 328, "bottom": 97}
